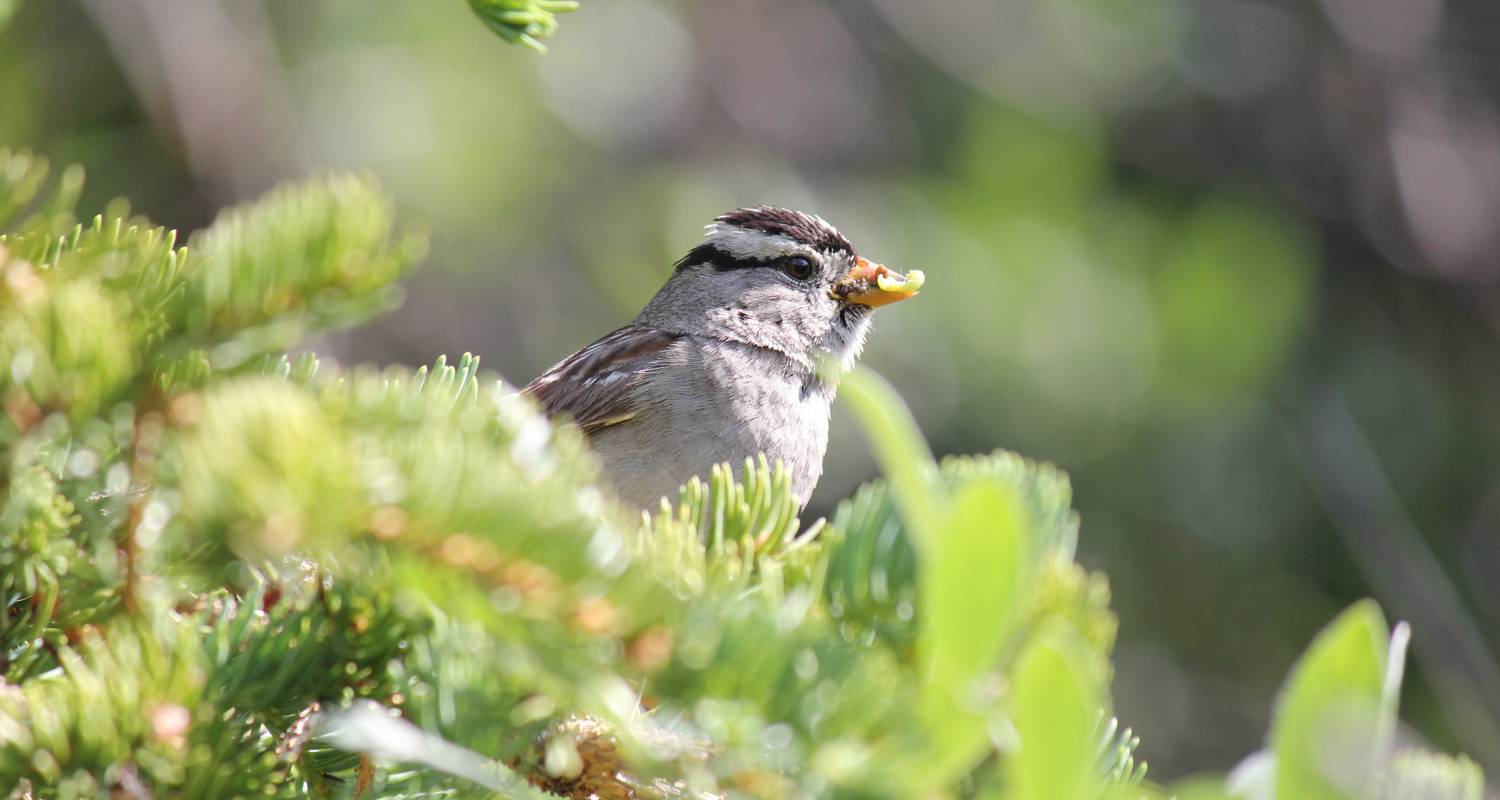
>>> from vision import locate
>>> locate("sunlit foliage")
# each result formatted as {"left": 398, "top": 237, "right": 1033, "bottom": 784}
{"left": 0, "top": 147, "right": 1484, "bottom": 798}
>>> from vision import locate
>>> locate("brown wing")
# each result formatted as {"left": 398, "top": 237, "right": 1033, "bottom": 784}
{"left": 523, "top": 325, "right": 683, "bottom": 434}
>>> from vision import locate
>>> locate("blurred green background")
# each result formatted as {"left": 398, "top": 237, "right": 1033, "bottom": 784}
{"left": 4, "top": 0, "right": 1499, "bottom": 782}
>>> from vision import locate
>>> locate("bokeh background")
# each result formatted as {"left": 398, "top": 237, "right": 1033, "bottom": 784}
{"left": 4, "top": 0, "right": 1499, "bottom": 782}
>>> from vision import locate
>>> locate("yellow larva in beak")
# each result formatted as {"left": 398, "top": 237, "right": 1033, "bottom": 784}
{"left": 832, "top": 257, "right": 925, "bottom": 308}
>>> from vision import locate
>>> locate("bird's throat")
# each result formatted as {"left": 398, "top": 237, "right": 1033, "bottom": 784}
{"left": 819, "top": 304, "right": 874, "bottom": 371}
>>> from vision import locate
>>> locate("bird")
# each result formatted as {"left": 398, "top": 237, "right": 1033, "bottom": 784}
{"left": 523, "top": 206, "right": 924, "bottom": 512}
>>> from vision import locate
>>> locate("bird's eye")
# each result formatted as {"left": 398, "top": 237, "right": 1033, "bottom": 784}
{"left": 782, "top": 255, "right": 816, "bottom": 280}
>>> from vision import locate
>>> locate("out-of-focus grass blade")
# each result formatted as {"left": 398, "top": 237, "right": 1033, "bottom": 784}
{"left": 838, "top": 368, "right": 941, "bottom": 553}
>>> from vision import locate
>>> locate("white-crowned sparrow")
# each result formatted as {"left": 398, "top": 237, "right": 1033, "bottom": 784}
{"left": 524, "top": 207, "right": 924, "bottom": 511}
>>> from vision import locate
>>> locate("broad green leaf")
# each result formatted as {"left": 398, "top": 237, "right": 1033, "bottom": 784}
{"left": 1225, "top": 750, "right": 1275, "bottom": 800}
{"left": 1271, "top": 600, "right": 1389, "bottom": 800}
{"left": 916, "top": 478, "right": 1031, "bottom": 784}
{"left": 1004, "top": 623, "right": 1106, "bottom": 800}
{"left": 922, "top": 480, "right": 1029, "bottom": 685}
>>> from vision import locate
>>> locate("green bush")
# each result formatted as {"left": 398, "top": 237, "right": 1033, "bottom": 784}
{"left": 0, "top": 145, "right": 1484, "bottom": 799}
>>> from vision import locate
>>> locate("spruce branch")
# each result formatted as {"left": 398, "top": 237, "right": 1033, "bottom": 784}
{"left": 638, "top": 455, "right": 827, "bottom": 599}
{"left": 1094, "top": 715, "right": 1147, "bottom": 787}
{"left": 1379, "top": 748, "right": 1484, "bottom": 800}
{"left": 466, "top": 0, "right": 580, "bottom": 53}
{"left": 0, "top": 149, "right": 82, "bottom": 237}
{"left": 175, "top": 174, "right": 426, "bottom": 370}
{"left": 0, "top": 617, "right": 226, "bottom": 794}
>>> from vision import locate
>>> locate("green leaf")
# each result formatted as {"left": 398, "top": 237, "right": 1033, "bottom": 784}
{"left": 1004, "top": 623, "right": 1106, "bottom": 800}
{"left": 1164, "top": 776, "right": 1237, "bottom": 800}
{"left": 1271, "top": 599, "right": 1389, "bottom": 800}
{"left": 824, "top": 450, "right": 1081, "bottom": 656}
{"left": 915, "top": 478, "right": 1031, "bottom": 785}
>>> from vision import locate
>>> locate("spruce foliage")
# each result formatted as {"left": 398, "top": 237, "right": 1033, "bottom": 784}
{"left": 465, "top": 0, "right": 579, "bottom": 52}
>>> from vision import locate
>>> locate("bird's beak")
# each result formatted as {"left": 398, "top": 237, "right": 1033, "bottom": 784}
{"left": 831, "top": 257, "right": 926, "bottom": 308}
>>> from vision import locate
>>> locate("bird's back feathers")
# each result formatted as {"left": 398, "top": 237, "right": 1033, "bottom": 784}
{"left": 522, "top": 325, "right": 683, "bottom": 434}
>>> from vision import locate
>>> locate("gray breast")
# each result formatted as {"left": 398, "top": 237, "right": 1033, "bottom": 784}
{"left": 587, "top": 337, "right": 832, "bottom": 512}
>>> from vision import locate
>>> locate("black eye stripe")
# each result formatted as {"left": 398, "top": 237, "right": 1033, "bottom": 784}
{"left": 674, "top": 243, "right": 769, "bottom": 271}
{"left": 675, "top": 243, "right": 833, "bottom": 274}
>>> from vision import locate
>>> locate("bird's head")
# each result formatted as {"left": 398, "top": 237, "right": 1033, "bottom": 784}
{"left": 636, "top": 206, "right": 923, "bottom": 370}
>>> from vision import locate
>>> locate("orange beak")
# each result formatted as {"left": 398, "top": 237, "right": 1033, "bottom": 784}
{"left": 831, "top": 257, "right": 926, "bottom": 308}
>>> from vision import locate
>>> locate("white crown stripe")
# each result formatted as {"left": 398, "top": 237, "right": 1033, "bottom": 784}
{"left": 700, "top": 226, "right": 808, "bottom": 260}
